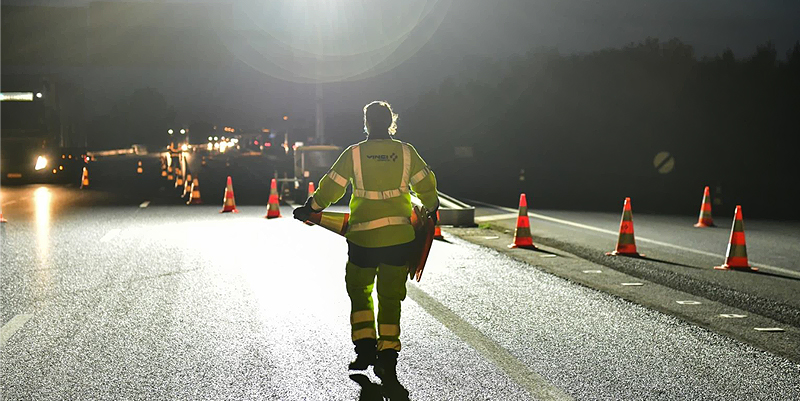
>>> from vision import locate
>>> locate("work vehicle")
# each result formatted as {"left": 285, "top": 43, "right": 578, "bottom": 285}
{"left": 1, "top": 75, "right": 86, "bottom": 184}
{"left": 284, "top": 145, "right": 345, "bottom": 204}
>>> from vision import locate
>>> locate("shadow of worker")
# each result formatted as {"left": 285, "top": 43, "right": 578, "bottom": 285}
{"left": 350, "top": 374, "right": 410, "bottom": 401}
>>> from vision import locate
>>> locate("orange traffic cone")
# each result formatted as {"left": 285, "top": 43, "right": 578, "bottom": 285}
{"left": 0, "top": 206, "right": 7, "bottom": 223}
{"left": 434, "top": 210, "right": 444, "bottom": 240}
{"left": 182, "top": 171, "right": 193, "bottom": 197}
{"left": 694, "top": 186, "right": 715, "bottom": 227}
{"left": 508, "top": 193, "right": 537, "bottom": 249}
{"left": 606, "top": 197, "right": 643, "bottom": 257}
{"left": 307, "top": 211, "right": 350, "bottom": 236}
{"left": 161, "top": 160, "right": 167, "bottom": 178}
{"left": 307, "top": 181, "right": 315, "bottom": 198}
{"left": 137, "top": 160, "right": 143, "bottom": 174}
{"left": 220, "top": 176, "right": 238, "bottom": 213}
{"left": 714, "top": 205, "right": 757, "bottom": 271}
{"left": 265, "top": 178, "right": 282, "bottom": 219}
{"left": 174, "top": 167, "right": 184, "bottom": 188}
{"left": 187, "top": 178, "right": 203, "bottom": 205}
{"left": 80, "top": 167, "right": 90, "bottom": 189}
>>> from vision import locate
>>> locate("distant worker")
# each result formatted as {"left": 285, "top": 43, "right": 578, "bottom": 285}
{"left": 293, "top": 101, "right": 439, "bottom": 392}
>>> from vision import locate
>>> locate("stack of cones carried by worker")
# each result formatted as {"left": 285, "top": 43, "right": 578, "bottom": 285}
{"left": 220, "top": 176, "right": 238, "bottom": 213}
{"left": 434, "top": 210, "right": 444, "bottom": 240}
{"left": 714, "top": 205, "right": 757, "bottom": 271}
{"left": 174, "top": 167, "right": 184, "bottom": 188}
{"left": 265, "top": 178, "right": 281, "bottom": 219}
{"left": 186, "top": 178, "right": 203, "bottom": 205}
{"left": 182, "top": 170, "right": 193, "bottom": 198}
{"left": 508, "top": 193, "right": 537, "bottom": 249}
{"left": 307, "top": 211, "right": 350, "bottom": 236}
{"left": 80, "top": 167, "right": 90, "bottom": 189}
{"left": 694, "top": 186, "right": 715, "bottom": 227}
{"left": 606, "top": 197, "right": 643, "bottom": 257}
{"left": 137, "top": 160, "right": 143, "bottom": 174}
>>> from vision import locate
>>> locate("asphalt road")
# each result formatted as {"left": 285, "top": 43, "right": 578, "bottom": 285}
{"left": 2, "top": 178, "right": 800, "bottom": 399}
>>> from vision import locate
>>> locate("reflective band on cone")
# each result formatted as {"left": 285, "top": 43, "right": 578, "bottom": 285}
{"left": 508, "top": 193, "right": 537, "bottom": 249}
{"left": 220, "top": 176, "right": 238, "bottom": 213}
{"left": 187, "top": 178, "right": 203, "bottom": 205}
{"left": 265, "top": 178, "right": 282, "bottom": 219}
{"left": 714, "top": 205, "right": 757, "bottom": 271}
{"left": 606, "top": 197, "right": 643, "bottom": 257}
{"left": 80, "top": 167, "right": 90, "bottom": 189}
{"left": 694, "top": 186, "right": 715, "bottom": 227}
{"left": 307, "top": 211, "right": 350, "bottom": 236}
{"left": 174, "top": 167, "right": 184, "bottom": 188}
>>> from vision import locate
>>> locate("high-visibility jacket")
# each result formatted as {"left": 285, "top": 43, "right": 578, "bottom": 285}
{"left": 311, "top": 138, "right": 438, "bottom": 248}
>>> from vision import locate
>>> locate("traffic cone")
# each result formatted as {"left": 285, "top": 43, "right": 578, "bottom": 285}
{"left": 182, "top": 171, "right": 193, "bottom": 198}
{"left": 714, "top": 205, "right": 757, "bottom": 271}
{"left": 606, "top": 197, "right": 643, "bottom": 257}
{"left": 161, "top": 160, "right": 167, "bottom": 178}
{"left": 80, "top": 167, "right": 90, "bottom": 189}
{"left": 187, "top": 178, "right": 203, "bottom": 205}
{"left": 137, "top": 160, "right": 143, "bottom": 174}
{"left": 174, "top": 167, "right": 183, "bottom": 188}
{"left": 434, "top": 210, "right": 444, "bottom": 240}
{"left": 508, "top": 193, "right": 537, "bottom": 249}
{"left": 265, "top": 178, "right": 282, "bottom": 218}
{"left": 307, "top": 211, "right": 350, "bottom": 236}
{"left": 220, "top": 176, "right": 238, "bottom": 213}
{"left": 307, "top": 181, "right": 315, "bottom": 198}
{"left": 694, "top": 186, "right": 715, "bottom": 227}
{"left": 0, "top": 206, "right": 7, "bottom": 223}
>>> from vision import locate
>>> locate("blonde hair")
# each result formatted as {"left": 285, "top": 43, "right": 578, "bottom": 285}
{"left": 363, "top": 100, "right": 398, "bottom": 136}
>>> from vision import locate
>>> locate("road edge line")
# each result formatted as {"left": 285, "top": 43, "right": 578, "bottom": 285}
{"left": 0, "top": 314, "right": 33, "bottom": 348}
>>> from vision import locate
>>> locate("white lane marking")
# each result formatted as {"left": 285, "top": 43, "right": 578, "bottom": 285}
{"left": 407, "top": 284, "right": 573, "bottom": 400}
{"left": 483, "top": 204, "right": 800, "bottom": 279}
{"left": 100, "top": 229, "right": 121, "bottom": 242}
{"left": 753, "top": 327, "right": 785, "bottom": 332}
{"left": 1, "top": 200, "right": 17, "bottom": 206}
{"left": 139, "top": 201, "right": 150, "bottom": 208}
{"left": 719, "top": 314, "right": 747, "bottom": 318}
{"left": 582, "top": 270, "right": 602, "bottom": 274}
{"left": 676, "top": 300, "right": 702, "bottom": 305}
{"left": 475, "top": 213, "right": 519, "bottom": 223}
{"left": 1, "top": 314, "right": 33, "bottom": 347}
{"left": 621, "top": 282, "right": 644, "bottom": 286}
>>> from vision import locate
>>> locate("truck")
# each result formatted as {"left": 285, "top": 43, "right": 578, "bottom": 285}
{"left": 1, "top": 75, "right": 86, "bottom": 184}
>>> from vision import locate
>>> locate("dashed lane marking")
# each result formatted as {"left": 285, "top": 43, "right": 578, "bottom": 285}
{"left": 1, "top": 314, "right": 33, "bottom": 347}
{"left": 621, "top": 282, "right": 644, "bottom": 286}
{"left": 719, "top": 314, "right": 747, "bottom": 318}
{"left": 100, "top": 229, "right": 121, "bottom": 242}
{"left": 582, "top": 270, "right": 602, "bottom": 274}
{"left": 139, "top": 201, "right": 150, "bottom": 208}
{"left": 754, "top": 327, "right": 785, "bottom": 332}
{"left": 475, "top": 203, "right": 800, "bottom": 279}
{"left": 407, "top": 284, "right": 574, "bottom": 401}
{"left": 676, "top": 300, "right": 702, "bottom": 305}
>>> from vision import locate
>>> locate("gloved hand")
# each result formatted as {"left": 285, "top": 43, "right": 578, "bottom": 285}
{"left": 293, "top": 197, "right": 317, "bottom": 222}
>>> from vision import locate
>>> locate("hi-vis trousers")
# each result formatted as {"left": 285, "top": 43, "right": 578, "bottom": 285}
{"left": 346, "top": 241, "right": 411, "bottom": 352}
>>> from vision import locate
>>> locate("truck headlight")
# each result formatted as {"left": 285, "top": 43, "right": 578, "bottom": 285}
{"left": 34, "top": 155, "right": 48, "bottom": 170}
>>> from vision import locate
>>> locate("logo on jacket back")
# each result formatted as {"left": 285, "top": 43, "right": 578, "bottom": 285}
{"left": 366, "top": 152, "right": 398, "bottom": 162}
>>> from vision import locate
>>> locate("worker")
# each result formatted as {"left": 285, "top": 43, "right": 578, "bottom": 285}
{"left": 293, "top": 101, "right": 438, "bottom": 391}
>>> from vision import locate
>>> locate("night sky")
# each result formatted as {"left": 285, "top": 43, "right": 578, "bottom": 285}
{"left": 3, "top": 0, "right": 799, "bottom": 127}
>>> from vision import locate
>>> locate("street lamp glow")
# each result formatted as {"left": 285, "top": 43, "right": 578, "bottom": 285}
{"left": 168, "top": 129, "right": 174, "bottom": 135}
{"left": 180, "top": 129, "right": 186, "bottom": 134}
{"left": 208, "top": 136, "right": 213, "bottom": 141}
{"left": 35, "top": 92, "right": 43, "bottom": 98}
{"left": 283, "top": 115, "right": 289, "bottom": 121}
{"left": 34, "top": 155, "right": 48, "bottom": 170}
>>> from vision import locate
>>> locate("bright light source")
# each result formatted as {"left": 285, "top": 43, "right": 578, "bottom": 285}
{"left": 0, "top": 92, "right": 34, "bottom": 101}
{"left": 207, "top": 143, "right": 213, "bottom": 151}
{"left": 214, "top": 136, "right": 219, "bottom": 141}
{"left": 254, "top": 140, "right": 259, "bottom": 146}
{"left": 283, "top": 115, "right": 288, "bottom": 121}
{"left": 168, "top": 129, "right": 174, "bottom": 135}
{"left": 36, "top": 92, "right": 43, "bottom": 98}
{"left": 34, "top": 156, "right": 48, "bottom": 170}
{"left": 52, "top": 168, "right": 57, "bottom": 174}
{"left": 180, "top": 129, "right": 186, "bottom": 134}
{"left": 181, "top": 144, "right": 188, "bottom": 151}
{"left": 59, "top": 165, "right": 64, "bottom": 170}
{"left": 265, "top": 142, "right": 271, "bottom": 147}
{"left": 208, "top": 136, "right": 213, "bottom": 141}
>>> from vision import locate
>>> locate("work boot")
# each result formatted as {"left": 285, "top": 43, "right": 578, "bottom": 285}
{"left": 348, "top": 339, "right": 377, "bottom": 370}
{"left": 375, "top": 350, "right": 409, "bottom": 400}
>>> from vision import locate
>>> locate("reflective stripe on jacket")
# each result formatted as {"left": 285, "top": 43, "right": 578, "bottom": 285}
{"left": 311, "top": 138, "right": 438, "bottom": 248}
